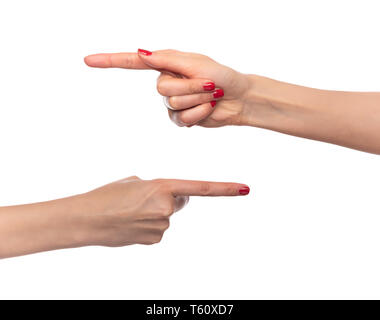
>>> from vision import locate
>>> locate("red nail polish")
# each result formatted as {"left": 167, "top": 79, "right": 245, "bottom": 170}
{"left": 239, "top": 186, "right": 250, "bottom": 195}
{"left": 213, "top": 89, "right": 224, "bottom": 99}
{"left": 210, "top": 100, "right": 217, "bottom": 107}
{"left": 138, "top": 49, "right": 152, "bottom": 56}
{"left": 203, "top": 82, "right": 215, "bottom": 91}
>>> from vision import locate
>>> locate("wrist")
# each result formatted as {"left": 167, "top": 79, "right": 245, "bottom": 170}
{"left": 236, "top": 74, "right": 312, "bottom": 131}
{"left": 61, "top": 192, "right": 110, "bottom": 248}
{"left": 235, "top": 74, "right": 278, "bottom": 127}
{"left": 69, "top": 191, "right": 123, "bottom": 247}
{"left": 39, "top": 195, "right": 96, "bottom": 250}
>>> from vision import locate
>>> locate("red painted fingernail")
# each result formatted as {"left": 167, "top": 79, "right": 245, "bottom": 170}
{"left": 210, "top": 100, "right": 217, "bottom": 107}
{"left": 203, "top": 82, "right": 215, "bottom": 91}
{"left": 239, "top": 186, "right": 250, "bottom": 195}
{"left": 137, "top": 48, "right": 152, "bottom": 56}
{"left": 213, "top": 89, "right": 224, "bottom": 99}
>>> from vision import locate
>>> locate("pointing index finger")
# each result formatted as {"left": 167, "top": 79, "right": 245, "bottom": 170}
{"left": 84, "top": 52, "right": 151, "bottom": 69}
{"left": 165, "top": 179, "right": 250, "bottom": 197}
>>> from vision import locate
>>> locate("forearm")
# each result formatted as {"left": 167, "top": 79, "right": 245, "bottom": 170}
{"left": 241, "top": 75, "right": 380, "bottom": 154}
{"left": 0, "top": 195, "right": 92, "bottom": 259}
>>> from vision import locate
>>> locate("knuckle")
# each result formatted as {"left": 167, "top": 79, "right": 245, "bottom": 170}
{"left": 157, "top": 219, "right": 170, "bottom": 231}
{"left": 168, "top": 96, "right": 179, "bottom": 109}
{"left": 197, "top": 53, "right": 212, "bottom": 62}
{"left": 140, "top": 232, "right": 164, "bottom": 245}
{"left": 226, "top": 185, "right": 236, "bottom": 195}
{"left": 162, "top": 219, "right": 170, "bottom": 230}
{"left": 124, "top": 57, "right": 134, "bottom": 69}
{"left": 156, "top": 81, "right": 167, "bottom": 96}
{"left": 151, "top": 234, "right": 164, "bottom": 244}
{"left": 163, "top": 49, "right": 178, "bottom": 54}
{"left": 188, "top": 81, "right": 198, "bottom": 94}
{"left": 157, "top": 204, "right": 174, "bottom": 218}
{"left": 199, "top": 182, "right": 211, "bottom": 196}
{"left": 178, "top": 112, "right": 191, "bottom": 125}
{"left": 112, "top": 55, "right": 133, "bottom": 69}
{"left": 127, "top": 175, "right": 140, "bottom": 180}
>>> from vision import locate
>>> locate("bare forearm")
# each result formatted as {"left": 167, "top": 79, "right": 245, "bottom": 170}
{"left": 241, "top": 75, "right": 380, "bottom": 154}
{"left": 0, "top": 196, "right": 91, "bottom": 259}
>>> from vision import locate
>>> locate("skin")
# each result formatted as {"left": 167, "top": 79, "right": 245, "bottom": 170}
{"left": 85, "top": 49, "right": 380, "bottom": 154}
{"left": 0, "top": 176, "right": 249, "bottom": 259}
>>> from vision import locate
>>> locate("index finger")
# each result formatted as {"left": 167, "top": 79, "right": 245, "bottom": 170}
{"left": 164, "top": 179, "right": 250, "bottom": 197}
{"left": 84, "top": 53, "right": 151, "bottom": 69}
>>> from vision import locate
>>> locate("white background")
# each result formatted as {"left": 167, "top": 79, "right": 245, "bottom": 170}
{"left": 0, "top": 0, "right": 379, "bottom": 299}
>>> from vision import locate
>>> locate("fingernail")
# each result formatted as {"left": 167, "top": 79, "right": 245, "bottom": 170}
{"left": 137, "top": 48, "right": 152, "bottom": 56}
{"left": 203, "top": 82, "right": 215, "bottom": 91}
{"left": 210, "top": 100, "right": 217, "bottom": 108}
{"left": 239, "top": 186, "right": 250, "bottom": 195}
{"left": 213, "top": 89, "right": 224, "bottom": 99}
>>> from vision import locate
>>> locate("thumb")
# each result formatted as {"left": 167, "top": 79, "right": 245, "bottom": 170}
{"left": 137, "top": 49, "right": 193, "bottom": 76}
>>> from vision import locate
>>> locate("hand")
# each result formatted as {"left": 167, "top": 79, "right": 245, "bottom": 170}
{"left": 81, "top": 176, "right": 250, "bottom": 247}
{"left": 84, "top": 49, "right": 253, "bottom": 127}
{"left": 0, "top": 176, "right": 249, "bottom": 258}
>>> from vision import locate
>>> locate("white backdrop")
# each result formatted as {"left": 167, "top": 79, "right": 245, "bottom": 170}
{"left": 0, "top": 0, "right": 379, "bottom": 299}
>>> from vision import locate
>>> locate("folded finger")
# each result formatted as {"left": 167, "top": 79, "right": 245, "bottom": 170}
{"left": 167, "top": 89, "right": 223, "bottom": 110}
{"left": 168, "top": 101, "right": 217, "bottom": 126}
{"left": 157, "top": 75, "right": 215, "bottom": 96}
